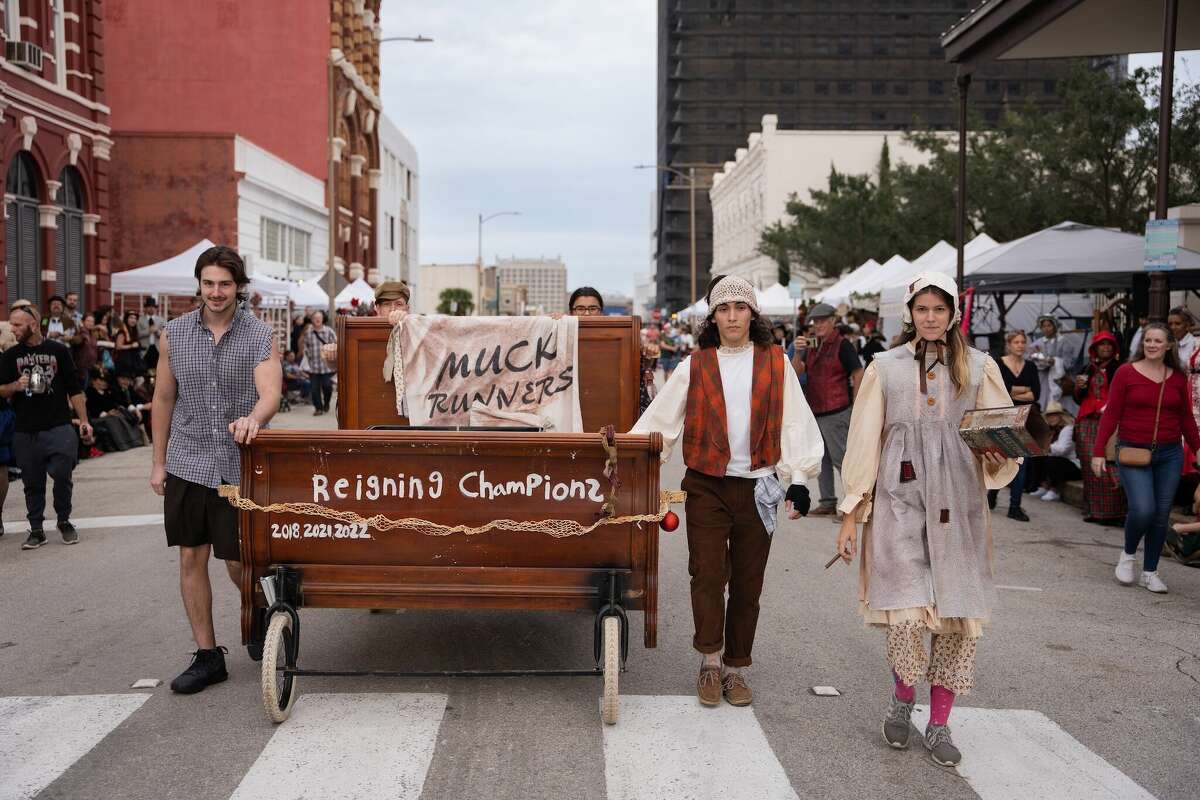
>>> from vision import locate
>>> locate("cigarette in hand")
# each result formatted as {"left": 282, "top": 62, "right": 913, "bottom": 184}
{"left": 824, "top": 553, "right": 843, "bottom": 569}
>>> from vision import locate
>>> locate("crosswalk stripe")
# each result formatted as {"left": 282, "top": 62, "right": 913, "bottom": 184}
{"left": 228, "top": 693, "right": 448, "bottom": 800}
{"left": 602, "top": 695, "right": 799, "bottom": 800}
{"left": 1, "top": 513, "right": 164, "bottom": 531}
{"left": 0, "top": 694, "right": 149, "bottom": 800}
{"left": 910, "top": 705, "right": 1157, "bottom": 800}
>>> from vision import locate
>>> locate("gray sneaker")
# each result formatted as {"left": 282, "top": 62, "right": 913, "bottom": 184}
{"left": 882, "top": 694, "right": 915, "bottom": 749}
{"left": 924, "top": 724, "right": 962, "bottom": 767}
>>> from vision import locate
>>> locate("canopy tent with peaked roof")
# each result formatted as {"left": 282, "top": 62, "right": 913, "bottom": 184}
{"left": 962, "top": 221, "right": 1200, "bottom": 292}
{"left": 755, "top": 283, "right": 795, "bottom": 316}
{"left": 109, "top": 240, "right": 218, "bottom": 296}
{"left": 111, "top": 239, "right": 340, "bottom": 315}
{"left": 677, "top": 297, "right": 708, "bottom": 320}
{"left": 290, "top": 278, "right": 330, "bottom": 308}
{"left": 877, "top": 235, "right": 999, "bottom": 308}
{"left": 335, "top": 278, "right": 376, "bottom": 309}
{"left": 815, "top": 258, "right": 881, "bottom": 306}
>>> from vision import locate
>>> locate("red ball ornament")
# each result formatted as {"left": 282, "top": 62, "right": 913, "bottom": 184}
{"left": 660, "top": 510, "right": 680, "bottom": 532}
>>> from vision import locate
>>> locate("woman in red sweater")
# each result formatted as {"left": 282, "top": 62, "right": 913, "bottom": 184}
{"left": 1092, "top": 323, "right": 1200, "bottom": 594}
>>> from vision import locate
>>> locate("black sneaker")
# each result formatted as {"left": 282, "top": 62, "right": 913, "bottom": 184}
{"left": 170, "top": 646, "right": 229, "bottom": 694}
{"left": 22, "top": 529, "right": 46, "bottom": 549}
{"left": 58, "top": 521, "right": 78, "bottom": 545}
{"left": 1007, "top": 506, "right": 1030, "bottom": 522}
{"left": 924, "top": 723, "right": 962, "bottom": 766}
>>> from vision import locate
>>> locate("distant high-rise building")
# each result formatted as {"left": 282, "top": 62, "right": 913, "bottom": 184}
{"left": 655, "top": 1, "right": 1089, "bottom": 312}
{"left": 496, "top": 256, "right": 568, "bottom": 315}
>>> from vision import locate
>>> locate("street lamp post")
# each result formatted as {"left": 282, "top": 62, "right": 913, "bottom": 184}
{"left": 479, "top": 211, "right": 520, "bottom": 314}
{"left": 636, "top": 164, "right": 699, "bottom": 305}
{"left": 327, "top": 35, "right": 433, "bottom": 318}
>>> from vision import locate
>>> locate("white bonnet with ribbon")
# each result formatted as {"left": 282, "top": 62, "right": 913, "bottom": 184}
{"left": 900, "top": 271, "right": 960, "bottom": 329}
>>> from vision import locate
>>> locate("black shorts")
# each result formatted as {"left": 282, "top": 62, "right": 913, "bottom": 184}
{"left": 164, "top": 474, "right": 240, "bottom": 561}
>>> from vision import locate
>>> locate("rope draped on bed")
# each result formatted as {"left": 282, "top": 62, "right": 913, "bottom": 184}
{"left": 219, "top": 426, "right": 684, "bottom": 538}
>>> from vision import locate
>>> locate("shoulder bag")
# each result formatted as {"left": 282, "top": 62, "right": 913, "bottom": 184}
{"left": 1105, "top": 372, "right": 1167, "bottom": 467}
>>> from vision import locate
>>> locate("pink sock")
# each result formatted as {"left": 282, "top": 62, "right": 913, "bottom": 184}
{"left": 892, "top": 671, "right": 915, "bottom": 703}
{"left": 930, "top": 684, "right": 956, "bottom": 726}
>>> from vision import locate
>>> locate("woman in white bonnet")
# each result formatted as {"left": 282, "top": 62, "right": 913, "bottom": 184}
{"left": 834, "top": 272, "right": 1017, "bottom": 768}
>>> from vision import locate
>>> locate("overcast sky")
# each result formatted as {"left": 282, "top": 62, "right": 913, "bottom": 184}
{"left": 378, "top": 2, "right": 656, "bottom": 299}
{"left": 377, "top": 3, "right": 1196, "bottom": 299}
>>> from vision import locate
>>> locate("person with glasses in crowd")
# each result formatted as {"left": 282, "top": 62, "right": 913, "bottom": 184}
{"left": 568, "top": 287, "right": 604, "bottom": 316}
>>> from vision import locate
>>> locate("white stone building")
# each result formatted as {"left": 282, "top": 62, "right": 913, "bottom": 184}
{"left": 709, "top": 115, "right": 932, "bottom": 295}
{"left": 495, "top": 256, "right": 568, "bottom": 315}
{"left": 417, "top": 262, "right": 481, "bottom": 315}
{"left": 234, "top": 136, "right": 329, "bottom": 283}
{"left": 376, "top": 113, "right": 419, "bottom": 288}
{"left": 633, "top": 272, "right": 655, "bottom": 320}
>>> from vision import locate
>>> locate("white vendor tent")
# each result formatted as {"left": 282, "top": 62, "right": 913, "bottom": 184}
{"left": 290, "top": 278, "right": 330, "bottom": 308}
{"left": 110, "top": 239, "right": 217, "bottom": 295}
{"left": 815, "top": 258, "right": 881, "bottom": 306}
{"left": 110, "top": 239, "right": 327, "bottom": 310}
{"left": 677, "top": 298, "right": 708, "bottom": 320}
{"left": 963, "top": 221, "right": 1200, "bottom": 292}
{"left": 335, "top": 278, "right": 376, "bottom": 309}
{"left": 756, "top": 283, "right": 795, "bottom": 316}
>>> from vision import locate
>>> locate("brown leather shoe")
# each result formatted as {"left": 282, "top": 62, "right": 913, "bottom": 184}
{"left": 809, "top": 505, "right": 837, "bottom": 516}
{"left": 697, "top": 665, "right": 722, "bottom": 706}
{"left": 722, "top": 671, "right": 753, "bottom": 706}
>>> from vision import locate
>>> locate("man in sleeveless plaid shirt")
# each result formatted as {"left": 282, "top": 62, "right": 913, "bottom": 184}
{"left": 150, "top": 246, "right": 281, "bottom": 694}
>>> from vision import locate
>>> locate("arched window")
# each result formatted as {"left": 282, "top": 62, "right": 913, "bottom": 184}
{"left": 56, "top": 166, "right": 85, "bottom": 306}
{"left": 6, "top": 153, "right": 42, "bottom": 307}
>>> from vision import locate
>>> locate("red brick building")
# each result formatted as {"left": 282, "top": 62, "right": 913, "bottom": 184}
{"left": 0, "top": 0, "right": 110, "bottom": 315}
{"left": 105, "top": 1, "right": 383, "bottom": 283}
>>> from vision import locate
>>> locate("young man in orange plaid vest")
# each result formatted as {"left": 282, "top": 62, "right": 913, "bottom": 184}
{"left": 632, "top": 276, "right": 824, "bottom": 706}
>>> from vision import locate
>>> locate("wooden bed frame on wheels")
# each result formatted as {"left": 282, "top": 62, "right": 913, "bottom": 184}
{"left": 238, "top": 316, "right": 663, "bottom": 725}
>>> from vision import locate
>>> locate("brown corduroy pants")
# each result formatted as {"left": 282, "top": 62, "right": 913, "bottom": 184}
{"left": 681, "top": 468, "right": 773, "bottom": 668}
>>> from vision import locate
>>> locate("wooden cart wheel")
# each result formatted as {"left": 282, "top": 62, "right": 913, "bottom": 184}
{"left": 261, "top": 612, "right": 298, "bottom": 723}
{"left": 601, "top": 616, "right": 620, "bottom": 725}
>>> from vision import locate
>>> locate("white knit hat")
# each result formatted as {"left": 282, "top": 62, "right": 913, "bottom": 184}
{"left": 901, "top": 271, "right": 960, "bottom": 329}
{"left": 707, "top": 276, "right": 759, "bottom": 313}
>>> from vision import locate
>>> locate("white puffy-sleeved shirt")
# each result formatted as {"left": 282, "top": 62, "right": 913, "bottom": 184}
{"left": 630, "top": 347, "right": 824, "bottom": 486}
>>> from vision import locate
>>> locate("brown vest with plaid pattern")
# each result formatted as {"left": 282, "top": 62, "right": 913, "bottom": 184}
{"left": 682, "top": 344, "right": 784, "bottom": 478}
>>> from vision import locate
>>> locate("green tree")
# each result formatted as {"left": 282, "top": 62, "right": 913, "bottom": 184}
{"left": 437, "top": 288, "right": 474, "bottom": 315}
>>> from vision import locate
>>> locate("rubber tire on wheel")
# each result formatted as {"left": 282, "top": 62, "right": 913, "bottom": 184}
{"left": 601, "top": 616, "right": 620, "bottom": 725}
{"left": 261, "top": 613, "right": 298, "bottom": 723}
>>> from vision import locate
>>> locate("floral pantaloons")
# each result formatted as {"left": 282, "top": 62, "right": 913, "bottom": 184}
{"left": 886, "top": 620, "right": 978, "bottom": 694}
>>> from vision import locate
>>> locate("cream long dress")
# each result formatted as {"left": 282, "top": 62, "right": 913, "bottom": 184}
{"left": 838, "top": 342, "right": 1019, "bottom": 637}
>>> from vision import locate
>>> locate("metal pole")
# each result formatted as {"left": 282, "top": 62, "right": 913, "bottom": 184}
{"left": 1149, "top": 0, "right": 1179, "bottom": 322}
{"left": 955, "top": 71, "right": 971, "bottom": 291}
{"left": 688, "top": 166, "right": 697, "bottom": 304}
{"left": 326, "top": 56, "right": 338, "bottom": 320}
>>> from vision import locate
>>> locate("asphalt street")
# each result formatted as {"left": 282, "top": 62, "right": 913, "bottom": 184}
{"left": 1, "top": 402, "right": 1198, "bottom": 799}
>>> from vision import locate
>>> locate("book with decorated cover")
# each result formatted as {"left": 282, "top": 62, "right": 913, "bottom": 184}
{"left": 958, "top": 405, "right": 1051, "bottom": 459}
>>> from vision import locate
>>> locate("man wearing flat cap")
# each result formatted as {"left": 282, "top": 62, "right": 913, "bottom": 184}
{"left": 318, "top": 281, "right": 411, "bottom": 366}
{"left": 794, "top": 302, "right": 862, "bottom": 517}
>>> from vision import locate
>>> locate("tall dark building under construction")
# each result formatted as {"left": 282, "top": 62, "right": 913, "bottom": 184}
{"left": 654, "top": 1, "right": 1086, "bottom": 312}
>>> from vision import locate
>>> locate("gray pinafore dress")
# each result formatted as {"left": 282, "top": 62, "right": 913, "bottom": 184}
{"left": 863, "top": 345, "right": 994, "bottom": 623}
